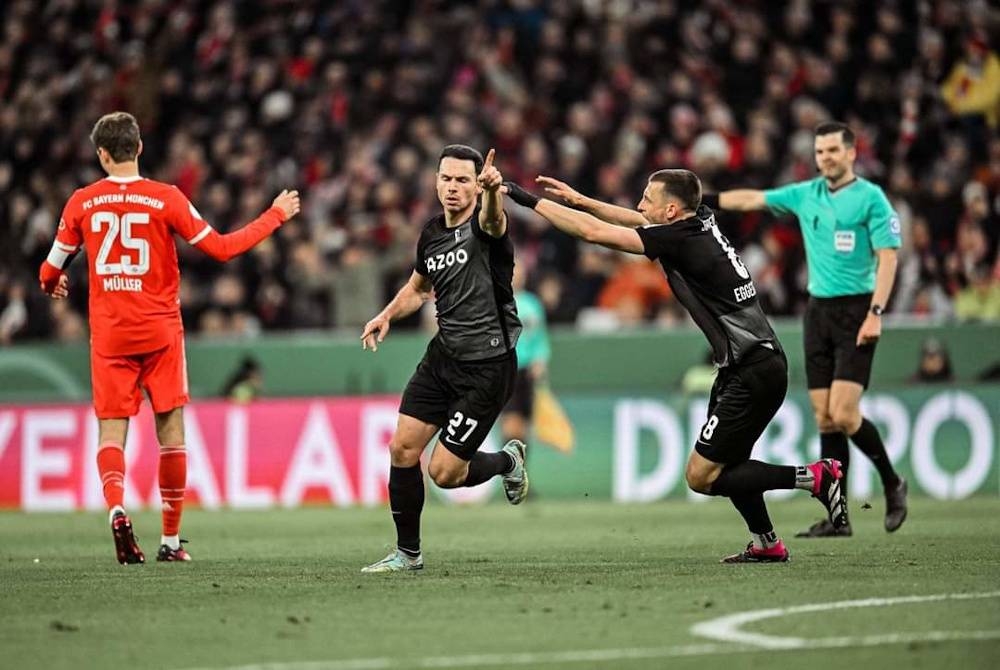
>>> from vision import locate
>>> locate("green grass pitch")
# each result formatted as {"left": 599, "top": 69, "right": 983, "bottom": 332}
{"left": 2, "top": 497, "right": 999, "bottom": 670}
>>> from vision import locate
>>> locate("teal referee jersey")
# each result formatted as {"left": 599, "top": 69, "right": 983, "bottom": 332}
{"left": 764, "top": 177, "right": 901, "bottom": 298}
{"left": 513, "top": 290, "right": 550, "bottom": 370}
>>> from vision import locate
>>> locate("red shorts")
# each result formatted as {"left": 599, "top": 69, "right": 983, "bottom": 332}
{"left": 91, "top": 331, "right": 190, "bottom": 419}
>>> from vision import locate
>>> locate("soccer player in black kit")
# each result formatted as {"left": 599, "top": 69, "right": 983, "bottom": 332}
{"left": 359, "top": 145, "right": 527, "bottom": 573}
{"left": 504, "top": 170, "right": 847, "bottom": 562}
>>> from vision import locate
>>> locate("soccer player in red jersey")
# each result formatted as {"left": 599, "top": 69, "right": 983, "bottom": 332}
{"left": 38, "top": 112, "right": 300, "bottom": 564}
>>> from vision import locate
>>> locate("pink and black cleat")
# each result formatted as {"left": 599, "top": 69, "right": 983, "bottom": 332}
{"left": 807, "top": 458, "right": 849, "bottom": 530}
{"left": 111, "top": 512, "right": 145, "bottom": 565}
{"left": 721, "top": 540, "right": 790, "bottom": 563}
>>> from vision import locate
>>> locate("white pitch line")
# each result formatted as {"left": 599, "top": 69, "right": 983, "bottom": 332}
{"left": 187, "top": 591, "right": 1000, "bottom": 670}
{"left": 691, "top": 590, "right": 1000, "bottom": 649}
{"left": 185, "top": 645, "right": 741, "bottom": 670}
{"left": 190, "top": 630, "right": 1000, "bottom": 670}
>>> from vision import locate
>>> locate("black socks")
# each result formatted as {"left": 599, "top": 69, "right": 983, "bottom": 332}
{"left": 463, "top": 451, "right": 514, "bottom": 487}
{"left": 820, "top": 431, "right": 850, "bottom": 473}
{"left": 389, "top": 465, "right": 424, "bottom": 556}
{"left": 730, "top": 494, "right": 773, "bottom": 535}
{"left": 850, "top": 418, "right": 899, "bottom": 487}
{"left": 709, "top": 460, "right": 797, "bottom": 497}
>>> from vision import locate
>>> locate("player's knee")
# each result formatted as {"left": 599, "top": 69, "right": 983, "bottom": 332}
{"left": 829, "top": 408, "right": 860, "bottom": 434}
{"left": 156, "top": 427, "right": 184, "bottom": 446}
{"left": 154, "top": 408, "right": 185, "bottom": 445}
{"left": 685, "top": 462, "right": 713, "bottom": 494}
{"left": 428, "top": 462, "right": 464, "bottom": 488}
{"left": 814, "top": 413, "right": 837, "bottom": 434}
{"left": 388, "top": 439, "right": 421, "bottom": 466}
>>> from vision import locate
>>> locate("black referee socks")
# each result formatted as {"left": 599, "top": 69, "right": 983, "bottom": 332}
{"left": 820, "top": 431, "right": 851, "bottom": 474}
{"left": 850, "top": 418, "right": 900, "bottom": 488}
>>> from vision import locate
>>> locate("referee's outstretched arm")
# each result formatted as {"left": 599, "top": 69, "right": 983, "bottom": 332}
{"left": 711, "top": 189, "right": 767, "bottom": 211}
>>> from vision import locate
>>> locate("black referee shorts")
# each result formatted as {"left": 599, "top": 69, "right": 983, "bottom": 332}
{"left": 399, "top": 340, "right": 517, "bottom": 460}
{"left": 803, "top": 293, "right": 877, "bottom": 390}
{"left": 503, "top": 368, "right": 535, "bottom": 419}
{"left": 695, "top": 347, "right": 788, "bottom": 465}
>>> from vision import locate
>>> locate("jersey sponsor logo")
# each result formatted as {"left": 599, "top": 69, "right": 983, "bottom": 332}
{"left": 733, "top": 281, "right": 757, "bottom": 302}
{"left": 834, "top": 230, "right": 856, "bottom": 252}
{"left": 425, "top": 248, "right": 469, "bottom": 272}
{"left": 58, "top": 218, "right": 66, "bottom": 231}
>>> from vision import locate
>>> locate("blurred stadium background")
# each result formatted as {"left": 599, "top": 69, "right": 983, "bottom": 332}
{"left": 1, "top": 1, "right": 999, "bottom": 669}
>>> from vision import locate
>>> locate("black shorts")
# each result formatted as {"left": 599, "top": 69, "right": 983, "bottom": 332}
{"left": 503, "top": 368, "right": 535, "bottom": 418}
{"left": 803, "top": 293, "right": 876, "bottom": 389}
{"left": 695, "top": 347, "right": 788, "bottom": 465}
{"left": 399, "top": 340, "right": 517, "bottom": 460}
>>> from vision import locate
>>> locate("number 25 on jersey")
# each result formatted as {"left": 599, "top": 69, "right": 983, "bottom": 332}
{"left": 91, "top": 211, "right": 150, "bottom": 276}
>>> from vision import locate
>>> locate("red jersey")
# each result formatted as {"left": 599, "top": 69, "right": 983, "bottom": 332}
{"left": 41, "top": 175, "right": 284, "bottom": 356}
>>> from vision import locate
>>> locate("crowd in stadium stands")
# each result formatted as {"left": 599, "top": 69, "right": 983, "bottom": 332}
{"left": 2, "top": 0, "right": 999, "bottom": 346}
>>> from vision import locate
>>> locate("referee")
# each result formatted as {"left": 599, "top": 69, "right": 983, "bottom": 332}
{"left": 707, "top": 121, "right": 908, "bottom": 537}
{"left": 500, "top": 263, "right": 551, "bottom": 450}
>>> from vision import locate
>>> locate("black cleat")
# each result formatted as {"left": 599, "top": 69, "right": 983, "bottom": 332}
{"left": 884, "top": 477, "right": 908, "bottom": 532}
{"left": 795, "top": 518, "right": 853, "bottom": 538}
{"left": 156, "top": 540, "right": 192, "bottom": 562}
{"left": 111, "top": 512, "right": 145, "bottom": 565}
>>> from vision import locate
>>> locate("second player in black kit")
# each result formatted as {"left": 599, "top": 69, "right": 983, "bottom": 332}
{"left": 504, "top": 169, "right": 849, "bottom": 562}
{"left": 359, "top": 145, "right": 529, "bottom": 574}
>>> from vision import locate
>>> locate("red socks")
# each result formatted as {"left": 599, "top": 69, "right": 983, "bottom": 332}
{"left": 96, "top": 442, "right": 125, "bottom": 510}
{"left": 159, "top": 446, "right": 187, "bottom": 536}
{"left": 97, "top": 442, "right": 187, "bottom": 536}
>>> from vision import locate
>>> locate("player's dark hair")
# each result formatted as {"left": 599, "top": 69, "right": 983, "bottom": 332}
{"left": 815, "top": 121, "right": 855, "bottom": 147}
{"left": 90, "top": 112, "right": 141, "bottom": 162}
{"left": 648, "top": 169, "right": 702, "bottom": 212}
{"left": 438, "top": 144, "right": 484, "bottom": 175}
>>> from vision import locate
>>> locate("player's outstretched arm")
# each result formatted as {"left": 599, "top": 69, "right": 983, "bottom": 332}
{"left": 478, "top": 148, "right": 507, "bottom": 238}
{"left": 361, "top": 271, "right": 433, "bottom": 352}
{"left": 536, "top": 176, "right": 647, "bottom": 228}
{"left": 185, "top": 190, "right": 300, "bottom": 262}
{"left": 504, "top": 182, "right": 643, "bottom": 254}
{"left": 711, "top": 189, "right": 767, "bottom": 212}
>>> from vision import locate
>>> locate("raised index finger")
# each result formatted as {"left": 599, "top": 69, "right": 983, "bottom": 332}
{"left": 483, "top": 148, "right": 495, "bottom": 170}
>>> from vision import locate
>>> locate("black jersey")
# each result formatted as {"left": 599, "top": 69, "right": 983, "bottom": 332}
{"left": 636, "top": 205, "right": 782, "bottom": 367}
{"left": 415, "top": 207, "right": 521, "bottom": 361}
